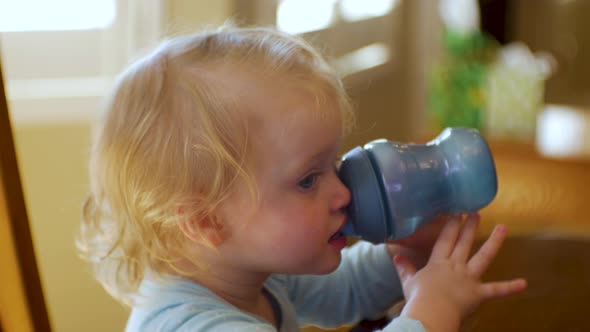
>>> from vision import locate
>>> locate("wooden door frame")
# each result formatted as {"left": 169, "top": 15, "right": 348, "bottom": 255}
{"left": 0, "top": 51, "right": 52, "bottom": 331}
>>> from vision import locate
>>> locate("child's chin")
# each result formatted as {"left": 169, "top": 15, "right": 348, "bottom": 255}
{"left": 317, "top": 252, "right": 344, "bottom": 274}
{"left": 288, "top": 251, "right": 343, "bottom": 275}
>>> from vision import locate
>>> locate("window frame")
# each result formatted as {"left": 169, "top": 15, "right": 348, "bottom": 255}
{"left": 248, "top": 0, "right": 404, "bottom": 89}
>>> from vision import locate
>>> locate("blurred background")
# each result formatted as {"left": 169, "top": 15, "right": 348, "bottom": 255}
{"left": 1, "top": 1, "right": 589, "bottom": 331}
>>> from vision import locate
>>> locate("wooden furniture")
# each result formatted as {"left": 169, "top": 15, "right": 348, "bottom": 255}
{"left": 0, "top": 52, "right": 52, "bottom": 332}
{"left": 462, "top": 235, "right": 590, "bottom": 331}
{"left": 463, "top": 140, "right": 590, "bottom": 331}
{"left": 479, "top": 140, "right": 590, "bottom": 237}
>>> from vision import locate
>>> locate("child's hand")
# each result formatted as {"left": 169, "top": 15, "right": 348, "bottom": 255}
{"left": 386, "top": 214, "right": 450, "bottom": 271}
{"left": 394, "top": 213, "right": 527, "bottom": 332}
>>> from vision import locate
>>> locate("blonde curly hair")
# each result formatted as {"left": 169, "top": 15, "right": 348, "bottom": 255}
{"left": 76, "top": 25, "right": 354, "bottom": 306}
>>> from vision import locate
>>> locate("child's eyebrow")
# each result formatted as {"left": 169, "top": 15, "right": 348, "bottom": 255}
{"left": 300, "top": 145, "right": 339, "bottom": 169}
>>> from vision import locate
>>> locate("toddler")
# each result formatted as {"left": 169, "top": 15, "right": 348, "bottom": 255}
{"left": 77, "top": 26, "right": 526, "bottom": 332}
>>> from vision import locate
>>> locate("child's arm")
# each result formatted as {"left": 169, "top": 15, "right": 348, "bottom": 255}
{"left": 284, "top": 242, "right": 404, "bottom": 328}
{"left": 388, "top": 213, "right": 527, "bottom": 332}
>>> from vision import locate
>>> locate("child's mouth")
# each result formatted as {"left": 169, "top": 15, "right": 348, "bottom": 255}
{"left": 328, "top": 230, "right": 344, "bottom": 242}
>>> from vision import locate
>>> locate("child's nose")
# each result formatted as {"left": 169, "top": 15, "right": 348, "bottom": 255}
{"left": 332, "top": 176, "right": 351, "bottom": 212}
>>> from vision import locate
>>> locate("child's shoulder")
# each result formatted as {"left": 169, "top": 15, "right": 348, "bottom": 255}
{"left": 126, "top": 275, "right": 273, "bottom": 331}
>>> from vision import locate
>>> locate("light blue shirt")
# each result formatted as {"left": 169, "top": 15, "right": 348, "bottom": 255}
{"left": 126, "top": 242, "right": 427, "bottom": 332}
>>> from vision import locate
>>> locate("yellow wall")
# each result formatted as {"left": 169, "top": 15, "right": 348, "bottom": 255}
{"left": 12, "top": 122, "right": 129, "bottom": 332}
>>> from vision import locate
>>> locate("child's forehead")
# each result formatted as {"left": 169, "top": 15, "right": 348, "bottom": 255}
{"left": 228, "top": 72, "right": 341, "bottom": 118}
{"left": 213, "top": 70, "right": 346, "bottom": 179}
{"left": 248, "top": 83, "right": 341, "bottom": 134}
{"left": 209, "top": 65, "right": 345, "bottom": 142}
{"left": 247, "top": 82, "right": 342, "bottom": 146}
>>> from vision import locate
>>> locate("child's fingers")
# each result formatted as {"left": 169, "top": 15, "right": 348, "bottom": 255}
{"left": 479, "top": 278, "right": 527, "bottom": 301}
{"left": 429, "top": 215, "right": 462, "bottom": 260}
{"left": 467, "top": 224, "right": 508, "bottom": 277}
{"left": 450, "top": 213, "right": 480, "bottom": 262}
{"left": 393, "top": 254, "right": 417, "bottom": 285}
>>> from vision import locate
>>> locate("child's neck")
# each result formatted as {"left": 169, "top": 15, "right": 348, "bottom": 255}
{"left": 173, "top": 257, "right": 279, "bottom": 328}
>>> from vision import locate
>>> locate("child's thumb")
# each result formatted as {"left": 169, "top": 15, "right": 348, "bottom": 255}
{"left": 393, "top": 254, "right": 417, "bottom": 284}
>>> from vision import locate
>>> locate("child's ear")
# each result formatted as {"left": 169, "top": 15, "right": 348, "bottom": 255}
{"left": 178, "top": 214, "right": 228, "bottom": 248}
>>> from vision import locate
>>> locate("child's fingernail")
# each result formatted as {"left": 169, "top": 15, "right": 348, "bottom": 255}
{"left": 494, "top": 224, "right": 507, "bottom": 234}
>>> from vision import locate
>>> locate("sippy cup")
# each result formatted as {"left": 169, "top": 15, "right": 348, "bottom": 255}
{"left": 337, "top": 127, "right": 497, "bottom": 243}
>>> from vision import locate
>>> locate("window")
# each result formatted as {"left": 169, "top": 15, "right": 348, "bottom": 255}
{"left": 277, "top": 0, "right": 337, "bottom": 35}
{"left": 277, "top": 0, "right": 399, "bottom": 34}
{"left": 0, "top": 0, "right": 163, "bottom": 123}
{"left": 256, "top": 0, "right": 402, "bottom": 84}
{"left": 340, "top": 0, "right": 399, "bottom": 22}
{"left": 0, "top": 0, "right": 116, "bottom": 32}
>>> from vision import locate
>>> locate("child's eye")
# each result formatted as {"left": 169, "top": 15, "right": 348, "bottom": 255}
{"left": 298, "top": 173, "right": 318, "bottom": 190}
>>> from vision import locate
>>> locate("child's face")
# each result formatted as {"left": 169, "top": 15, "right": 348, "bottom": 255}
{"left": 216, "top": 78, "right": 351, "bottom": 275}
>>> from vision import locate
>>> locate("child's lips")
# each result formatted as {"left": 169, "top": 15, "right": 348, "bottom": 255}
{"left": 328, "top": 218, "right": 347, "bottom": 242}
{"left": 328, "top": 230, "right": 344, "bottom": 242}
